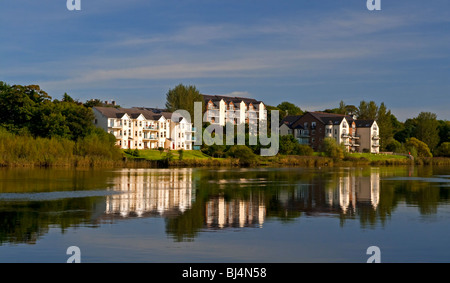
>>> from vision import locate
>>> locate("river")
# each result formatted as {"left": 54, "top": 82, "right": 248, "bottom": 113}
{"left": 0, "top": 166, "right": 449, "bottom": 262}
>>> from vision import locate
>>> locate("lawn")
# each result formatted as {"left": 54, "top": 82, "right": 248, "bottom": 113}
{"left": 124, "top": 149, "right": 211, "bottom": 160}
{"left": 347, "top": 152, "right": 408, "bottom": 161}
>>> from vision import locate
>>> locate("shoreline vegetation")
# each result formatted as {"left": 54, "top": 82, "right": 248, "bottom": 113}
{"left": 1, "top": 134, "right": 450, "bottom": 168}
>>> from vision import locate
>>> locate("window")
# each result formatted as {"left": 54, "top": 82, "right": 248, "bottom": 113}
{"left": 139, "top": 122, "right": 142, "bottom": 127}
{"left": 334, "top": 129, "right": 337, "bottom": 135}
{"left": 311, "top": 122, "right": 316, "bottom": 129}
{"left": 94, "top": 119, "right": 98, "bottom": 125}
{"left": 304, "top": 122, "right": 308, "bottom": 129}
{"left": 343, "top": 122, "right": 347, "bottom": 128}
{"left": 311, "top": 130, "right": 316, "bottom": 135}
{"left": 135, "top": 131, "right": 137, "bottom": 137}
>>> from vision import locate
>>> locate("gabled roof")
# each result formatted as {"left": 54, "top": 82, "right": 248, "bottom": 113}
{"left": 306, "top": 112, "right": 354, "bottom": 125}
{"left": 94, "top": 106, "right": 174, "bottom": 121}
{"left": 280, "top": 115, "right": 303, "bottom": 128}
{"left": 202, "top": 94, "right": 263, "bottom": 106}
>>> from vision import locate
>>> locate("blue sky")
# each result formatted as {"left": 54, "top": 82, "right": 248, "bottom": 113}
{"left": 1, "top": 0, "right": 449, "bottom": 121}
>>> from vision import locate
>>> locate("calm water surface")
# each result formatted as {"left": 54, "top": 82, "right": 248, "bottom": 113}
{"left": 0, "top": 166, "right": 449, "bottom": 263}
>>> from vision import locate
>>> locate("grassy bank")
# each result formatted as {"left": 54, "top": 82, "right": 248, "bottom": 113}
{"left": 123, "top": 149, "right": 450, "bottom": 168}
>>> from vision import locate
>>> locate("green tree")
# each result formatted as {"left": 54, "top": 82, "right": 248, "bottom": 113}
{"left": 437, "top": 120, "right": 450, "bottom": 145}
{"left": 279, "top": 135, "right": 298, "bottom": 155}
{"left": 277, "top": 101, "right": 303, "bottom": 116}
{"left": 226, "top": 145, "right": 258, "bottom": 166}
{"left": 357, "top": 100, "right": 378, "bottom": 120}
{"left": 394, "top": 118, "right": 417, "bottom": 143}
{"left": 165, "top": 84, "right": 204, "bottom": 119}
{"left": 321, "top": 137, "right": 345, "bottom": 160}
{"left": 436, "top": 142, "right": 450, "bottom": 157}
{"left": 385, "top": 138, "right": 402, "bottom": 153}
{"left": 376, "top": 102, "right": 393, "bottom": 151}
{"left": 0, "top": 83, "right": 51, "bottom": 133}
{"left": 414, "top": 112, "right": 440, "bottom": 151}
{"left": 293, "top": 144, "right": 314, "bottom": 156}
{"left": 405, "top": 137, "right": 432, "bottom": 158}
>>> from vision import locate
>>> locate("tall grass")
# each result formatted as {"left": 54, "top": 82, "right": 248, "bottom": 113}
{"left": 0, "top": 127, "right": 122, "bottom": 167}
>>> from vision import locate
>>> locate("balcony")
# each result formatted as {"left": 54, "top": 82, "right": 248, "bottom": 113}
{"left": 372, "top": 135, "right": 380, "bottom": 140}
{"left": 110, "top": 123, "right": 123, "bottom": 129}
{"left": 351, "top": 135, "right": 360, "bottom": 140}
{"left": 143, "top": 135, "right": 158, "bottom": 141}
{"left": 296, "top": 130, "right": 310, "bottom": 138}
{"left": 143, "top": 126, "right": 159, "bottom": 132}
{"left": 208, "top": 109, "right": 220, "bottom": 117}
{"left": 372, "top": 143, "right": 380, "bottom": 147}
{"left": 341, "top": 133, "right": 350, "bottom": 138}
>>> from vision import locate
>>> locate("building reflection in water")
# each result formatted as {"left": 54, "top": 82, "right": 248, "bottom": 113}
{"left": 205, "top": 194, "right": 266, "bottom": 229}
{"left": 326, "top": 168, "right": 380, "bottom": 213}
{"left": 105, "top": 168, "right": 195, "bottom": 218}
{"left": 103, "top": 167, "right": 380, "bottom": 226}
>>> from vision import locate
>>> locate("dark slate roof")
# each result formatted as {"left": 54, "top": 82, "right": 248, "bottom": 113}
{"left": 202, "top": 94, "right": 263, "bottom": 105}
{"left": 280, "top": 115, "right": 303, "bottom": 128}
{"left": 307, "top": 112, "right": 354, "bottom": 125}
{"left": 94, "top": 106, "right": 174, "bottom": 121}
{"left": 355, "top": 120, "right": 375, "bottom": 128}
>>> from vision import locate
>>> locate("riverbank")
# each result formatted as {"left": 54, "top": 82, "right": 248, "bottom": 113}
{"left": 2, "top": 148, "right": 450, "bottom": 168}
{"left": 123, "top": 150, "right": 450, "bottom": 168}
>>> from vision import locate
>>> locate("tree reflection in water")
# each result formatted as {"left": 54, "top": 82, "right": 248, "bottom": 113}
{"left": 0, "top": 166, "right": 449, "bottom": 244}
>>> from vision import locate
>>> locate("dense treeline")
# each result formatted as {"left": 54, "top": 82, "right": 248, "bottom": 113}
{"left": 0, "top": 82, "right": 122, "bottom": 167}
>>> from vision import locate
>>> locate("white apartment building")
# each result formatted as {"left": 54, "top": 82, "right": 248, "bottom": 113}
{"left": 93, "top": 107, "right": 195, "bottom": 150}
{"left": 169, "top": 117, "right": 196, "bottom": 150}
{"left": 202, "top": 95, "right": 267, "bottom": 126}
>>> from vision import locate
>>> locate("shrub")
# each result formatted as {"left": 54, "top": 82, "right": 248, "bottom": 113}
{"left": 320, "top": 137, "right": 345, "bottom": 160}
{"left": 436, "top": 142, "right": 450, "bottom": 157}
{"left": 226, "top": 145, "right": 258, "bottom": 166}
{"left": 293, "top": 144, "right": 314, "bottom": 156}
{"left": 405, "top": 137, "right": 432, "bottom": 158}
{"left": 385, "top": 138, "right": 402, "bottom": 153}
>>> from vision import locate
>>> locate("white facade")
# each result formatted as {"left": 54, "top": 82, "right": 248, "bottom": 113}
{"left": 204, "top": 96, "right": 267, "bottom": 127}
{"left": 93, "top": 107, "right": 194, "bottom": 151}
{"left": 169, "top": 117, "right": 195, "bottom": 150}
